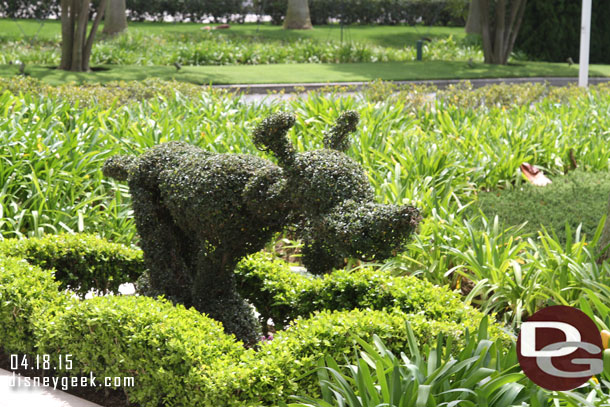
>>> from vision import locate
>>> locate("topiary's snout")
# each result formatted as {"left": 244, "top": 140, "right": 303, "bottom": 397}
{"left": 102, "top": 155, "right": 137, "bottom": 182}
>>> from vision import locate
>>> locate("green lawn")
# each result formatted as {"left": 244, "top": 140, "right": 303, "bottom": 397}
{"left": 2, "top": 60, "right": 608, "bottom": 85}
{"left": 2, "top": 18, "right": 609, "bottom": 84}
{"left": 1, "top": 19, "right": 467, "bottom": 48}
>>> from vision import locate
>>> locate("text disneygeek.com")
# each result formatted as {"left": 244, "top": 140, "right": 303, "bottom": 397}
{"left": 9, "top": 372, "right": 135, "bottom": 391}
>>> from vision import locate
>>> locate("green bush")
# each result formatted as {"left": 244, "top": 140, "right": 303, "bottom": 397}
{"left": 291, "top": 318, "right": 540, "bottom": 407}
{"left": 0, "top": 246, "right": 508, "bottom": 406}
{"left": 235, "top": 253, "right": 496, "bottom": 335}
{"left": 476, "top": 170, "right": 610, "bottom": 243}
{"left": 0, "top": 0, "right": 58, "bottom": 19}
{"left": 203, "top": 308, "right": 508, "bottom": 406}
{"left": 515, "top": 0, "right": 610, "bottom": 63}
{"left": 0, "top": 234, "right": 145, "bottom": 297}
{"left": 125, "top": 0, "right": 245, "bottom": 22}
{"left": 36, "top": 295, "right": 246, "bottom": 407}
{"left": 0, "top": 77, "right": 219, "bottom": 109}
{"left": 0, "top": 256, "right": 70, "bottom": 354}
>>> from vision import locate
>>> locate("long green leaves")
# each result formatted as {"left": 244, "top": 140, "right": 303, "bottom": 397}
{"left": 289, "top": 317, "right": 539, "bottom": 407}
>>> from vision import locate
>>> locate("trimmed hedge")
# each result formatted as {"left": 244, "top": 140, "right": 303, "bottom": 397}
{"left": 0, "top": 234, "right": 144, "bottom": 297}
{"left": 0, "top": 245, "right": 510, "bottom": 406}
{"left": 0, "top": 257, "right": 70, "bottom": 354}
{"left": 37, "top": 295, "right": 245, "bottom": 407}
{"left": 34, "top": 295, "right": 493, "bottom": 406}
{"left": 202, "top": 308, "right": 485, "bottom": 406}
{"left": 235, "top": 252, "right": 493, "bottom": 333}
{"left": 0, "top": 0, "right": 466, "bottom": 25}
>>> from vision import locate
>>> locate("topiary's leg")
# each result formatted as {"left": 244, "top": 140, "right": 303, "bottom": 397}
{"left": 129, "top": 182, "right": 195, "bottom": 307}
{"left": 191, "top": 250, "right": 260, "bottom": 347}
{"left": 301, "top": 236, "right": 345, "bottom": 276}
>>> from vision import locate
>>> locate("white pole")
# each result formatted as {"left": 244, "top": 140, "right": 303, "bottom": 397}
{"left": 578, "top": 0, "right": 592, "bottom": 87}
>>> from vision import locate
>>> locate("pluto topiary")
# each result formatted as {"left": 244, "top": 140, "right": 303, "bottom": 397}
{"left": 103, "top": 111, "right": 420, "bottom": 345}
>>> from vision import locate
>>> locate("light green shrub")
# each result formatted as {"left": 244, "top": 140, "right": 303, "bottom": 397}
{"left": 0, "top": 256, "right": 70, "bottom": 354}
{"left": 0, "top": 234, "right": 145, "bottom": 296}
{"left": 235, "top": 252, "right": 497, "bottom": 336}
{"left": 202, "top": 308, "right": 508, "bottom": 406}
{"left": 36, "top": 295, "right": 245, "bottom": 407}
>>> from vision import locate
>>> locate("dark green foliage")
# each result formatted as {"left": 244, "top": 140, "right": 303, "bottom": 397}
{"left": 288, "top": 151, "right": 374, "bottom": 216}
{"left": 256, "top": 0, "right": 468, "bottom": 26}
{"left": 300, "top": 200, "right": 420, "bottom": 273}
{"left": 0, "top": 234, "right": 144, "bottom": 297}
{"left": 323, "top": 110, "right": 359, "bottom": 152}
{"left": 101, "top": 155, "right": 137, "bottom": 182}
{"left": 476, "top": 170, "right": 610, "bottom": 244}
{"left": 104, "top": 110, "right": 419, "bottom": 345}
{"left": 0, "top": 257, "right": 70, "bottom": 354}
{"left": 252, "top": 111, "right": 297, "bottom": 165}
{"left": 235, "top": 252, "right": 499, "bottom": 334}
{"left": 515, "top": 0, "right": 610, "bottom": 64}
{"left": 114, "top": 141, "right": 284, "bottom": 346}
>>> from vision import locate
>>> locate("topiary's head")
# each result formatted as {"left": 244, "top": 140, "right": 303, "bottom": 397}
{"left": 252, "top": 110, "right": 371, "bottom": 216}
{"left": 288, "top": 150, "right": 374, "bottom": 216}
{"left": 337, "top": 201, "right": 421, "bottom": 261}
{"left": 300, "top": 200, "right": 421, "bottom": 274}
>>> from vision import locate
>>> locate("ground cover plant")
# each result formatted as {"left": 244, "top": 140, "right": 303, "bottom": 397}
{"left": 476, "top": 169, "right": 610, "bottom": 244}
{"left": 3, "top": 78, "right": 610, "bottom": 405}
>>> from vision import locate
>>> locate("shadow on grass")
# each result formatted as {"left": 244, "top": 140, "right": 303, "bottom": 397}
{"left": 324, "top": 60, "right": 610, "bottom": 81}
{"left": 0, "top": 65, "right": 234, "bottom": 86}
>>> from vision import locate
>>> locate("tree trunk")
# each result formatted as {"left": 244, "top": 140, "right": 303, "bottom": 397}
{"left": 70, "top": 0, "right": 89, "bottom": 71}
{"left": 479, "top": 0, "right": 527, "bottom": 65}
{"left": 102, "top": 0, "right": 127, "bottom": 36}
{"left": 59, "top": 0, "right": 74, "bottom": 70}
{"left": 283, "top": 0, "right": 313, "bottom": 30}
{"left": 465, "top": 0, "right": 481, "bottom": 34}
{"left": 83, "top": 0, "right": 108, "bottom": 71}
{"left": 60, "top": 0, "right": 108, "bottom": 72}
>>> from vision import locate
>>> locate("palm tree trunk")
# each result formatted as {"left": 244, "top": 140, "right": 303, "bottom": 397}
{"left": 283, "top": 0, "right": 313, "bottom": 30}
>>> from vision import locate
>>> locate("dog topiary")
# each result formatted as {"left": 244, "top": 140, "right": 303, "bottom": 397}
{"left": 104, "top": 111, "right": 420, "bottom": 345}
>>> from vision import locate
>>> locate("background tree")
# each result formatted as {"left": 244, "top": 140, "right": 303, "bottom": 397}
{"left": 467, "top": 0, "right": 527, "bottom": 64}
{"left": 283, "top": 0, "right": 312, "bottom": 29}
{"left": 102, "top": 0, "right": 128, "bottom": 36}
{"left": 60, "top": 0, "right": 108, "bottom": 72}
{"left": 465, "top": 0, "right": 481, "bottom": 34}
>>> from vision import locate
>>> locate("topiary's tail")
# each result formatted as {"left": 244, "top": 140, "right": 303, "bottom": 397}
{"left": 103, "top": 155, "right": 137, "bottom": 181}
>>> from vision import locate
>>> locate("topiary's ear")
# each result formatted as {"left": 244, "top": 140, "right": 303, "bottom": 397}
{"left": 252, "top": 112, "right": 296, "bottom": 165}
{"left": 323, "top": 110, "right": 359, "bottom": 152}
